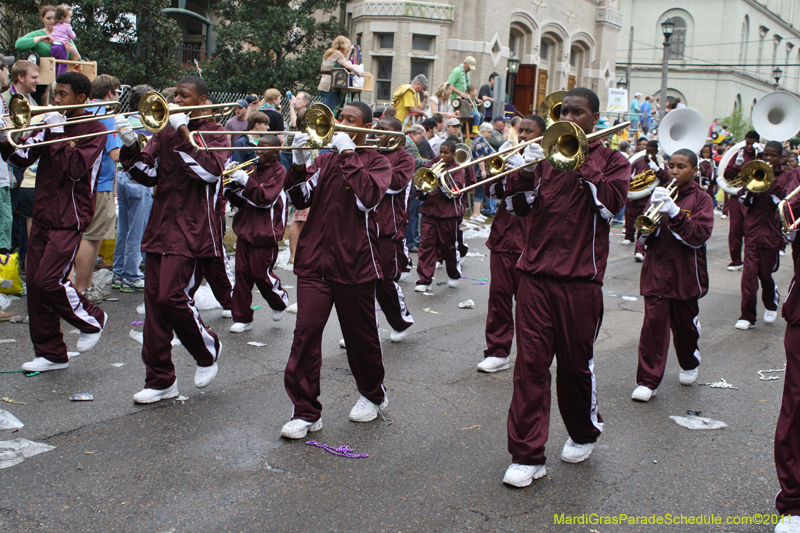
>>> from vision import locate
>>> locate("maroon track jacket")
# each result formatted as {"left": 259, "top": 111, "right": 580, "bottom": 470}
{"left": 631, "top": 155, "right": 668, "bottom": 185}
{"left": 486, "top": 178, "right": 524, "bottom": 254}
{"left": 224, "top": 159, "right": 287, "bottom": 248}
{"left": 285, "top": 149, "right": 391, "bottom": 284}
{"left": 376, "top": 148, "right": 415, "bottom": 238}
{"left": 120, "top": 118, "right": 230, "bottom": 259}
{"left": 784, "top": 190, "right": 800, "bottom": 325}
{"left": 419, "top": 156, "right": 465, "bottom": 219}
{"left": 639, "top": 181, "right": 714, "bottom": 300}
{"left": 738, "top": 166, "right": 797, "bottom": 251}
{"left": 2, "top": 113, "right": 106, "bottom": 231}
{"left": 506, "top": 142, "right": 630, "bottom": 283}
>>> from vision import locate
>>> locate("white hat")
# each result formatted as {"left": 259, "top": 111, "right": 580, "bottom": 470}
{"left": 634, "top": 92, "right": 642, "bottom": 97}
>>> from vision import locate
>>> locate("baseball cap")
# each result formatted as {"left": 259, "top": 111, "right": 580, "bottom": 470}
{"left": 237, "top": 99, "right": 248, "bottom": 108}
{"left": 244, "top": 94, "right": 259, "bottom": 104}
{"left": 0, "top": 54, "right": 14, "bottom": 67}
{"left": 596, "top": 117, "right": 610, "bottom": 130}
{"left": 493, "top": 115, "right": 509, "bottom": 122}
{"left": 464, "top": 56, "right": 477, "bottom": 69}
{"left": 634, "top": 92, "right": 642, "bottom": 97}
{"left": 445, "top": 118, "right": 461, "bottom": 127}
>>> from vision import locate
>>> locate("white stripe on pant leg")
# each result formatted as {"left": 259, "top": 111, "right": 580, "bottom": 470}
{"left": 266, "top": 264, "right": 290, "bottom": 308}
{"left": 452, "top": 220, "right": 462, "bottom": 278}
{"left": 182, "top": 260, "right": 219, "bottom": 362}
{"left": 589, "top": 318, "right": 603, "bottom": 433}
{"left": 392, "top": 281, "right": 414, "bottom": 325}
{"left": 773, "top": 284, "right": 781, "bottom": 309}
{"left": 60, "top": 241, "right": 102, "bottom": 330}
{"left": 222, "top": 252, "right": 235, "bottom": 289}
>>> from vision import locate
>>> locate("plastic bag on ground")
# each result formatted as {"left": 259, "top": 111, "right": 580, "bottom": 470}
{"left": 669, "top": 415, "right": 728, "bottom": 430}
{"left": 92, "top": 269, "right": 114, "bottom": 290}
{"left": 0, "top": 438, "right": 56, "bottom": 469}
{"left": 0, "top": 410, "right": 24, "bottom": 430}
{"left": 193, "top": 284, "right": 222, "bottom": 310}
{"left": 0, "top": 294, "right": 11, "bottom": 310}
{"left": 275, "top": 248, "right": 292, "bottom": 271}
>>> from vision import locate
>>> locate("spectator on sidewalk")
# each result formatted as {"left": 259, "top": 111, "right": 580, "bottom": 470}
{"left": 231, "top": 111, "right": 271, "bottom": 165}
{"left": 488, "top": 116, "right": 508, "bottom": 151}
{"left": 224, "top": 100, "right": 249, "bottom": 145}
{"left": 392, "top": 74, "right": 427, "bottom": 126}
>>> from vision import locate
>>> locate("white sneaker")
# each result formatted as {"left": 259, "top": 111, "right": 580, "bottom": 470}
{"left": 775, "top": 515, "right": 800, "bottom": 533}
{"left": 621, "top": 239, "right": 633, "bottom": 245}
{"left": 415, "top": 284, "right": 430, "bottom": 292}
{"left": 735, "top": 319, "right": 754, "bottom": 330}
{"left": 76, "top": 312, "right": 107, "bottom": 352}
{"left": 390, "top": 329, "right": 406, "bottom": 342}
{"left": 21, "top": 357, "right": 69, "bottom": 372}
{"left": 230, "top": 322, "right": 253, "bottom": 333}
{"left": 286, "top": 303, "right": 298, "bottom": 314}
{"left": 780, "top": 250, "right": 786, "bottom": 256}
{"left": 631, "top": 385, "right": 656, "bottom": 402}
{"left": 435, "top": 261, "right": 444, "bottom": 269}
{"left": 348, "top": 394, "right": 388, "bottom": 422}
{"left": 448, "top": 278, "right": 460, "bottom": 288}
{"left": 679, "top": 368, "right": 698, "bottom": 385}
{"left": 634, "top": 253, "right": 644, "bottom": 263}
{"left": 280, "top": 418, "right": 323, "bottom": 439}
{"left": 221, "top": 309, "right": 233, "bottom": 318}
{"left": 272, "top": 309, "right": 285, "bottom": 322}
{"left": 765, "top": 310, "right": 778, "bottom": 323}
{"left": 502, "top": 463, "right": 547, "bottom": 487}
{"left": 477, "top": 356, "right": 510, "bottom": 373}
{"left": 195, "top": 362, "right": 218, "bottom": 388}
{"left": 561, "top": 437, "right": 594, "bottom": 463}
{"left": 727, "top": 264, "right": 743, "bottom": 271}
{"left": 469, "top": 215, "right": 485, "bottom": 224}
{"left": 720, "top": 214, "right": 728, "bottom": 219}
{"left": 133, "top": 381, "right": 179, "bottom": 404}
{"left": 398, "top": 271, "right": 410, "bottom": 282}
{"left": 339, "top": 338, "right": 346, "bottom": 348}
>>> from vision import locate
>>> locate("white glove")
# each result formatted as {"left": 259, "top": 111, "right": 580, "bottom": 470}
{"left": 648, "top": 159, "right": 660, "bottom": 171}
{"left": 650, "top": 186, "right": 669, "bottom": 205}
{"left": 331, "top": 132, "right": 357, "bottom": 153}
{"left": 292, "top": 132, "right": 311, "bottom": 166}
{"left": 43, "top": 112, "right": 66, "bottom": 134}
{"left": 168, "top": 109, "right": 189, "bottom": 130}
{"left": 523, "top": 143, "right": 544, "bottom": 165}
{"left": 754, "top": 142, "right": 764, "bottom": 153}
{"left": 228, "top": 169, "right": 249, "bottom": 188}
{"left": 224, "top": 160, "right": 240, "bottom": 171}
{"left": 658, "top": 195, "right": 680, "bottom": 218}
{"left": 115, "top": 116, "right": 137, "bottom": 147}
{"left": 506, "top": 153, "right": 525, "bottom": 169}
{"left": 351, "top": 64, "right": 365, "bottom": 76}
{"left": 735, "top": 151, "right": 745, "bottom": 166}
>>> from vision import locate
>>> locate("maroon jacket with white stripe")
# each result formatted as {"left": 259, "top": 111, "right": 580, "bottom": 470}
{"left": 505, "top": 142, "right": 630, "bottom": 283}
{"left": 375, "top": 147, "right": 414, "bottom": 239}
{"left": 224, "top": 159, "right": 287, "bottom": 248}
{"left": 419, "top": 156, "right": 465, "bottom": 219}
{"left": 285, "top": 149, "right": 391, "bottom": 284}
{"left": 783, "top": 190, "right": 800, "bottom": 325}
{"left": 639, "top": 181, "right": 714, "bottom": 300}
{"left": 485, "top": 177, "right": 524, "bottom": 254}
{"left": 738, "top": 166, "right": 797, "bottom": 250}
{"left": 1, "top": 114, "right": 105, "bottom": 231}
{"left": 628, "top": 154, "right": 667, "bottom": 208}
{"left": 119, "top": 118, "right": 230, "bottom": 259}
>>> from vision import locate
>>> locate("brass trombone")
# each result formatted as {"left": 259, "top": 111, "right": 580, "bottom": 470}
{"left": 1, "top": 93, "right": 122, "bottom": 130}
{"left": 778, "top": 184, "right": 800, "bottom": 234}
{"left": 634, "top": 179, "right": 679, "bottom": 234}
{"left": 728, "top": 160, "right": 774, "bottom": 193}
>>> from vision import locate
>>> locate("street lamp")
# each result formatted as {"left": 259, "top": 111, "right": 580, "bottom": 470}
{"left": 507, "top": 52, "right": 520, "bottom": 105}
{"left": 616, "top": 78, "right": 627, "bottom": 90}
{"left": 658, "top": 18, "right": 674, "bottom": 127}
{"left": 773, "top": 66, "right": 783, "bottom": 89}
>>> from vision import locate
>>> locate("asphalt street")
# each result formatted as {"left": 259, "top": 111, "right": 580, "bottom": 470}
{"left": 0, "top": 214, "right": 793, "bottom": 533}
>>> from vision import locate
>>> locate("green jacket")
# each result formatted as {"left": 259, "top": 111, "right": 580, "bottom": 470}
{"left": 15, "top": 29, "right": 76, "bottom": 59}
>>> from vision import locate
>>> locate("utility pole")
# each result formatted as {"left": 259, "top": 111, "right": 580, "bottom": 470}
{"left": 626, "top": 26, "right": 633, "bottom": 94}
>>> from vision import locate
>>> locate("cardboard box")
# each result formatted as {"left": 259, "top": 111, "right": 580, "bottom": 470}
{"left": 38, "top": 57, "right": 97, "bottom": 85}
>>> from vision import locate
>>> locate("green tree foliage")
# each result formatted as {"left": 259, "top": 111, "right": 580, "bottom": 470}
{"left": 721, "top": 107, "right": 754, "bottom": 143}
{"left": 71, "top": 0, "right": 182, "bottom": 88}
{"left": 205, "top": 0, "right": 345, "bottom": 94}
{"left": 0, "top": 0, "right": 47, "bottom": 53}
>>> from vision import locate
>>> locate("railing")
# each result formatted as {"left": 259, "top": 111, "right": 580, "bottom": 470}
{"left": 169, "top": 44, "right": 204, "bottom": 65}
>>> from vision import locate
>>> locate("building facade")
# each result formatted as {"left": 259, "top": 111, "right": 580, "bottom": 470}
{"left": 342, "top": 0, "right": 623, "bottom": 112}
{"left": 616, "top": 0, "right": 800, "bottom": 124}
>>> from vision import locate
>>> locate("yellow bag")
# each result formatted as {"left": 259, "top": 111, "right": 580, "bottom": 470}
{"left": 0, "top": 253, "right": 23, "bottom": 295}
{"left": 99, "top": 238, "right": 115, "bottom": 265}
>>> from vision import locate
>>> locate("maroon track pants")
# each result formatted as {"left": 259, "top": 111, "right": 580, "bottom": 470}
{"left": 417, "top": 216, "right": 461, "bottom": 286}
{"left": 142, "top": 255, "right": 221, "bottom": 389}
{"left": 376, "top": 237, "right": 414, "bottom": 332}
{"left": 508, "top": 274, "right": 604, "bottom": 465}
{"left": 231, "top": 239, "right": 288, "bottom": 324}
{"left": 193, "top": 254, "right": 234, "bottom": 310}
{"left": 27, "top": 225, "right": 106, "bottom": 364}
{"left": 624, "top": 198, "right": 647, "bottom": 242}
{"left": 740, "top": 246, "right": 780, "bottom": 324}
{"left": 775, "top": 323, "right": 800, "bottom": 516}
{"left": 284, "top": 277, "right": 385, "bottom": 422}
{"left": 484, "top": 251, "right": 521, "bottom": 359}
{"left": 636, "top": 297, "right": 701, "bottom": 389}
{"left": 726, "top": 198, "right": 745, "bottom": 266}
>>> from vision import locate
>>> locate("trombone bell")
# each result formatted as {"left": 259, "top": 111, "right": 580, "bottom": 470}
{"left": 541, "top": 121, "right": 587, "bottom": 172}
{"left": 730, "top": 160, "right": 774, "bottom": 193}
{"left": 413, "top": 165, "right": 441, "bottom": 194}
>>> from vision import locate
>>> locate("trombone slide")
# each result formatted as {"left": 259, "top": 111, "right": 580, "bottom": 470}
{"left": 779, "top": 184, "right": 800, "bottom": 235}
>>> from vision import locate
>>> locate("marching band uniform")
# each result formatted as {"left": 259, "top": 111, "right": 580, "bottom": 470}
{"left": 192, "top": 187, "right": 234, "bottom": 313}
{"left": 697, "top": 157, "right": 717, "bottom": 200}
{"left": 0, "top": 113, "right": 107, "bottom": 369}
{"left": 626, "top": 153, "right": 667, "bottom": 258}
{"left": 724, "top": 145, "right": 760, "bottom": 270}
{"left": 120, "top": 117, "right": 229, "bottom": 397}
{"left": 634, "top": 179, "right": 713, "bottom": 396}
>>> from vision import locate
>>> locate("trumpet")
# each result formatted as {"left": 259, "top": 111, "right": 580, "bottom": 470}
{"left": 727, "top": 160, "right": 774, "bottom": 193}
{"left": 635, "top": 179, "right": 679, "bottom": 234}
{"left": 188, "top": 103, "right": 405, "bottom": 152}
{"left": 1, "top": 93, "right": 122, "bottom": 130}
{"left": 778, "top": 184, "right": 800, "bottom": 234}
{"left": 221, "top": 157, "right": 259, "bottom": 186}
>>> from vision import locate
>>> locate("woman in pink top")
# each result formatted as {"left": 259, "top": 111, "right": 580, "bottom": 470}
{"left": 51, "top": 5, "right": 76, "bottom": 76}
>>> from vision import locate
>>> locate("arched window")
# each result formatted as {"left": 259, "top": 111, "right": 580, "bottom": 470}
{"left": 669, "top": 17, "right": 687, "bottom": 60}
{"left": 739, "top": 16, "right": 749, "bottom": 67}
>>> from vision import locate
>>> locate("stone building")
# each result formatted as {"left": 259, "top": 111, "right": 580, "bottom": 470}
{"left": 341, "top": 0, "right": 623, "bottom": 112}
{"left": 616, "top": 0, "right": 800, "bottom": 124}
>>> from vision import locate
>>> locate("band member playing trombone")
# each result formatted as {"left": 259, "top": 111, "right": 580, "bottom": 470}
{"left": 723, "top": 131, "right": 761, "bottom": 271}
{"left": 115, "top": 75, "right": 229, "bottom": 403}
{"left": 501, "top": 88, "right": 630, "bottom": 487}
{"left": 281, "top": 102, "right": 392, "bottom": 439}
{"left": 0, "top": 71, "right": 108, "bottom": 372}
{"left": 224, "top": 135, "right": 289, "bottom": 333}
{"left": 631, "top": 149, "right": 713, "bottom": 402}
{"left": 476, "top": 114, "right": 545, "bottom": 374}
{"left": 626, "top": 139, "right": 666, "bottom": 262}
{"left": 735, "top": 141, "right": 797, "bottom": 330}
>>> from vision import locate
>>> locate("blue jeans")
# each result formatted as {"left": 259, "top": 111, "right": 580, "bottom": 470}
{"left": 319, "top": 90, "right": 340, "bottom": 111}
{"left": 405, "top": 196, "right": 421, "bottom": 248}
{"left": 482, "top": 197, "right": 497, "bottom": 216}
{"left": 113, "top": 172, "right": 153, "bottom": 281}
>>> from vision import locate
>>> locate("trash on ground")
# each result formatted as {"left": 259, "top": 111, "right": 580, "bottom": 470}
{"left": 67, "top": 351, "right": 79, "bottom": 358}
{"left": 131, "top": 321, "right": 144, "bottom": 326}
{"left": 459, "top": 300, "right": 475, "bottom": 309}
{"left": 622, "top": 296, "right": 638, "bottom": 301}
{"left": 286, "top": 303, "right": 298, "bottom": 314}
{"left": 473, "top": 281, "right": 489, "bottom": 285}
{"left": 758, "top": 367, "right": 786, "bottom": 381}
{"left": 175, "top": 395, "right": 189, "bottom": 404}
{"left": 670, "top": 415, "right": 728, "bottom": 430}
{"left": 0, "top": 339, "right": 15, "bottom": 344}
{"left": 129, "top": 329, "right": 180, "bottom": 346}
{"left": 1, "top": 397, "right": 26, "bottom": 405}
{"left": 0, "top": 410, "right": 24, "bottom": 430}
{"left": 251, "top": 305, "right": 261, "bottom": 310}
{"left": 423, "top": 292, "right": 434, "bottom": 296}
{"left": 275, "top": 248, "right": 292, "bottom": 271}
{"left": 699, "top": 378, "right": 738, "bottom": 389}
{"left": 0, "top": 294, "right": 11, "bottom": 310}
{"left": 422, "top": 307, "right": 439, "bottom": 314}
{"left": 466, "top": 251, "right": 485, "bottom": 257}
{"left": 105, "top": 297, "right": 119, "bottom": 302}
{"left": 0, "top": 438, "right": 56, "bottom": 468}
{"left": 9, "top": 315, "right": 28, "bottom": 323}
{"left": 193, "top": 284, "right": 222, "bottom": 310}
{"left": 68, "top": 329, "right": 80, "bottom": 335}
{"left": 111, "top": 363, "right": 124, "bottom": 368}
{"left": 284, "top": 285, "right": 294, "bottom": 290}
{"left": 92, "top": 269, "right": 114, "bottom": 290}
{"left": 305, "top": 440, "right": 368, "bottom": 458}
{"left": 136, "top": 303, "right": 145, "bottom": 315}
{"left": 70, "top": 393, "right": 93, "bottom": 401}
{"left": 247, "top": 342, "right": 267, "bottom": 347}
{"left": 461, "top": 425, "right": 481, "bottom": 430}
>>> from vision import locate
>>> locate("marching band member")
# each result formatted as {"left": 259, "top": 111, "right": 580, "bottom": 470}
{"left": 627, "top": 140, "right": 667, "bottom": 262}
{"left": 735, "top": 141, "right": 797, "bottom": 330}
{"left": 631, "top": 149, "right": 714, "bottom": 402}
{"left": 0, "top": 71, "right": 108, "bottom": 372}
{"left": 723, "top": 131, "right": 761, "bottom": 271}
{"left": 281, "top": 102, "right": 391, "bottom": 439}
{"left": 116, "top": 75, "right": 229, "bottom": 403}
{"left": 224, "top": 135, "right": 289, "bottom": 333}
{"left": 476, "top": 114, "right": 545, "bottom": 373}
{"left": 621, "top": 136, "right": 648, "bottom": 246}
{"left": 414, "top": 140, "right": 465, "bottom": 293}
{"left": 697, "top": 144, "right": 717, "bottom": 205}
{"left": 373, "top": 116, "right": 415, "bottom": 341}
{"left": 501, "top": 88, "right": 629, "bottom": 487}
